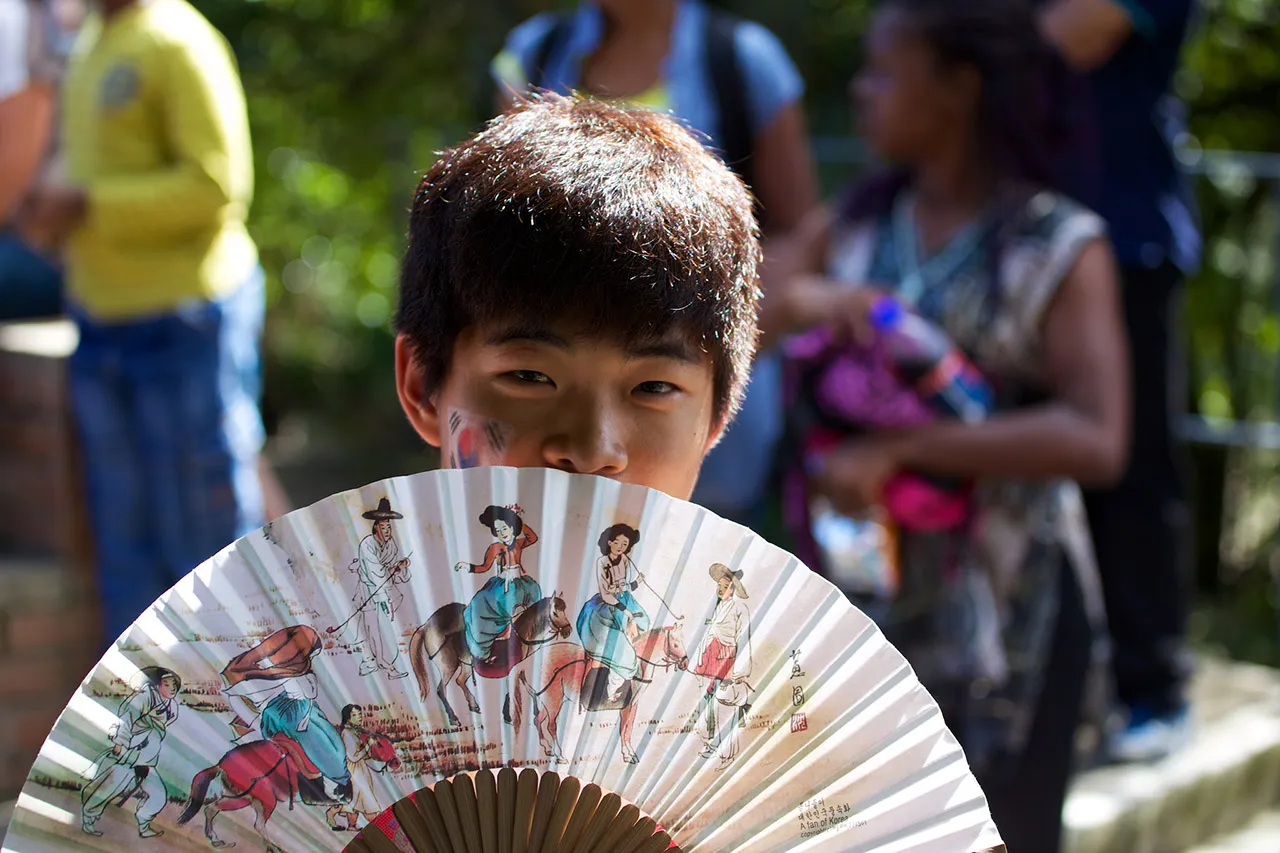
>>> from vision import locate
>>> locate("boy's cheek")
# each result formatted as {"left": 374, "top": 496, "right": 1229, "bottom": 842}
{"left": 444, "top": 408, "right": 516, "bottom": 469}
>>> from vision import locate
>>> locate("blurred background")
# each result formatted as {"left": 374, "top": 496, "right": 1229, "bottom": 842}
{"left": 221, "top": 0, "right": 1278, "bottom": 660}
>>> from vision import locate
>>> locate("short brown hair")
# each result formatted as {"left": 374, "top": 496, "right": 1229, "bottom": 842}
{"left": 396, "top": 93, "right": 761, "bottom": 425}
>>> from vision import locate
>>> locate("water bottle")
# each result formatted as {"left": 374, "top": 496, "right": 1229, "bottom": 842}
{"left": 867, "top": 296, "right": 993, "bottom": 424}
{"left": 805, "top": 454, "right": 899, "bottom": 600}
{"left": 808, "top": 498, "right": 899, "bottom": 599}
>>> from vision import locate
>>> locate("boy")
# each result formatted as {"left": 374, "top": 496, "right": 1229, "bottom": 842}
{"left": 393, "top": 93, "right": 761, "bottom": 495}
{"left": 390, "top": 94, "right": 1006, "bottom": 853}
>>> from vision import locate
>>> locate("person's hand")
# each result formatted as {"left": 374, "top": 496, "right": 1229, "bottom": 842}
{"left": 16, "top": 183, "right": 87, "bottom": 248}
{"left": 782, "top": 278, "right": 890, "bottom": 345}
{"left": 809, "top": 436, "right": 907, "bottom": 517}
{"left": 821, "top": 285, "right": 891, "bottom": 346}
{"left": 454, "top": 561, "right": 469, "bottom": 573}
{"left": 635, "top": 572, "right": 645, "bottom": 585}
{"left": 733, "top": 675, "right": 749, "bottom": 685}
{"left": 111, "top": 744, "right": 123, "bottom": 758}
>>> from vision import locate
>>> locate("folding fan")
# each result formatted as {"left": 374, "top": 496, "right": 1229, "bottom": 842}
{"left": 1, "top": 466, "right": 1006, "bottom": 853}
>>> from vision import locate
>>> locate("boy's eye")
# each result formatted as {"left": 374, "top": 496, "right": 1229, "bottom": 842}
{"left": 635, "top": 380, "right": 678, "bottom": 396}
{"left": 508, "top": 370, "right": 554, "bottom": 386}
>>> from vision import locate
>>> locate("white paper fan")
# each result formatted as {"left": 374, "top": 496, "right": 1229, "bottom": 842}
{"left": 1, "top": 466, "right": 1005, "bottom": 853}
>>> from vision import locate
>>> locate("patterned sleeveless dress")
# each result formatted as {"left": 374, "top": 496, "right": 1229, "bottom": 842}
{"left": 782, "top": 189, "right": 1114, "bottom": 778}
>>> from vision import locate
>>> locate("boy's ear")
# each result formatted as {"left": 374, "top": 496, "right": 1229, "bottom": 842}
{"left": 703, "top": 411, "right": 729, "bottom": 453}
{"left": 395, "top": 334, "right": 443, "bottom": 448}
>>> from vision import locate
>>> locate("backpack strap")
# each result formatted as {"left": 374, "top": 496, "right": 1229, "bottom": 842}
{"left": 527, "top": 14, "right": 574, "bottom": 91}
{"left": 704, "top": 10, "right": 763, "bottom": 229}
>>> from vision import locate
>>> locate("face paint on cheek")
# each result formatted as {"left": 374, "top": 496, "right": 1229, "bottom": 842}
{"left": 445, "top": 409, "right": 514, "bottom": 469}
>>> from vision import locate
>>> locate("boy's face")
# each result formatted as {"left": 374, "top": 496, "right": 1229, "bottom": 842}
{"left": 396, "top": 320, "right": 723, "bottom": 500}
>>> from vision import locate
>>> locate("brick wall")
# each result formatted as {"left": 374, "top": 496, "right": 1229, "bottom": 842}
{"left": 0, "top": 563, "right": 100, "bottom": 799}
{"left": 0, "top": 325, "right": 82, "bottom": 555}
{"left": 0, "top": 322, "right": 99, "bottom": 801}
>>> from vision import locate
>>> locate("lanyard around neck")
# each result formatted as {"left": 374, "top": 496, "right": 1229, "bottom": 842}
{"left": 892, "top": 191, "right": 990, "bottom": 307}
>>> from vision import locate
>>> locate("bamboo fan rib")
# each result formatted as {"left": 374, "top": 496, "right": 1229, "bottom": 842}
{"left": 347, "top": 771, "right": 680, "bottom": 853}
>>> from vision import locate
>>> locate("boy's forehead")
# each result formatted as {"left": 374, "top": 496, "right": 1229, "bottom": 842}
{"left": 477, "top": 320, "right": 710, "bottom": 365}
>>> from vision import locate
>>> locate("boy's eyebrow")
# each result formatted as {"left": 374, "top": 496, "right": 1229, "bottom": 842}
{"left": 485, "top": 325, "right": 702, "bottom": 365}
{"left": 485, "top": 326, "right": 572, "bottom": 349}
{"left": 624, "top": 339, "right": 702, "bottom": 365}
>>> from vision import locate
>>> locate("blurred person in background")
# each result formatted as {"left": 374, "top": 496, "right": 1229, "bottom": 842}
{"left": 17, "top": 0, "right": 266, "bottom": 648}
{"left": 1038, "top": 0, "right": 1199, "bottom": 762}
{"left": 0, "top": 0, "right": 73, "bottom": 320}
{"left": 761, "top": 0, "right": 1129, "bottom": 849}
{"left": 492, "top": 0, "right": 819, "bottom": 531}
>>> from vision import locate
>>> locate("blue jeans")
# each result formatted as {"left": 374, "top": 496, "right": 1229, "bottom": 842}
{"left": 70, "top": 270, "right": 267, "bottom": 647}
{"left": 691, "top": 351, "right": 783, "bottom": 531}
{"left": 0, "top": 231, "right": 63, "bottom": 321}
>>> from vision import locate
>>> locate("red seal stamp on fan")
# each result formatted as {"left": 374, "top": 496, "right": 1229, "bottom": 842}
{"left": 790, "top": 712, "right": 808, "bottom": 733}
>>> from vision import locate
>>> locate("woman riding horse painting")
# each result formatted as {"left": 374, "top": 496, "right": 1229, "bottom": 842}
{"left": 578, "top": 523, "right": 651, "bottom": 705}
{"left": 454, "top": 504, "right": 541, "bottom": 665}
{"left": 220, "top": 625, "right": 352, "bottom": 802}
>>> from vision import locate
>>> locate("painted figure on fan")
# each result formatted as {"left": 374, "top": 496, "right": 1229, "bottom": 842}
{"left": 81, "top": 666, "right": 182, "bottom": 838}
{"left": 220, "top": 625, "right": 352, "bottom": 801}
{"left": 691, "top": 563, "right": 753, "bottom": 768}
{"left": 578, "top": 523, "right": 651, "bottom": 704}
{"left": 455, "top": 504, "right": 541, "bottom": 664}
{"left": 349, "top": 497, "right": 412, "bottom": 680}
{"left": 325, "top": 705, "right": 384, "bottom": 832}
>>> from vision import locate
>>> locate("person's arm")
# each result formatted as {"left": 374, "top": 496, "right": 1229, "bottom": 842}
{"left": 0, "top": 0, "right": 52, "bottom": 220}
{"left": 892, "top": 239, "right": 1129, "bottom": 484}
{"left": 0, "top": 84, "right": 53, "bottom": 219}
{"left": 735, "top": 20, "right": 819, "bottom": 238}
{"left": 814, "top": 238, "right": 1130, "bottom": 512}
{"left": 750, "top": 101, "right": 819, "bottom": 238}
{"left": 519, "top": 523, "right": 538, "bottom": 548}
{"left": 84, "top": 32, "right": 252, "bottom": 243}
{"left": 1038, "top": 0, "right": 1182, "bottom": 71}
{"left": 755, "top": 205, "right": 834, "bottom": 349}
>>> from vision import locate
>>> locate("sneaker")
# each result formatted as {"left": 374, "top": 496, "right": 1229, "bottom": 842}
{"left": 1107, "top": 704, "right": 1190, "bottom": 763}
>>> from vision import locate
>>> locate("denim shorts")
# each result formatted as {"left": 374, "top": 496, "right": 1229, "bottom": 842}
{"left": 69, "top": 269, "right": 267, "bottom": 647}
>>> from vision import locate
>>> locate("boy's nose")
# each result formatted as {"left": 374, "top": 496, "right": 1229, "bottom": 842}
{"left": 542, "top": 409, "right": 629, "bottom": 477}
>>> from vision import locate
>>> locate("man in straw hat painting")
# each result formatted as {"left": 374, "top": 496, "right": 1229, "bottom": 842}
{"left": 349, "top": 497, "right": 412, "bottom": 679}
{"left": 81, "top": 666, "right": 182, "bottom": 838}
{"left": 692, "top": 563, "right": 753, "bottom": 768}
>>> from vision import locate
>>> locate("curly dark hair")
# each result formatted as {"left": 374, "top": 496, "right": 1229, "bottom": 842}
{"left": 397, "top": 93, "right": 762, "bottom": 426}
{"left": 844, "top": 0, "right": 1087, "bottom": 223}
{"left": 479, "top": 505, "right": 523, "bottom": 538}
{"left": 597, "top": 523, "right": 641, "bottom": 556}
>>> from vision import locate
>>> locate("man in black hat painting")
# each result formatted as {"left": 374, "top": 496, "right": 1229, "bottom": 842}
{"left": 348, "top": 497, "right": 412, "bottom": 679}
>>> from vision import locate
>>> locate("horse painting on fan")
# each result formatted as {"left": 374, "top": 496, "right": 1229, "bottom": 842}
{"left": 409, "top": 504, "right": 572, "bottom": 727}
{"left": 505, "top": 622, "right": 689, "bottom": 765}
{"left": 177, "top": 732, "right": 401, "bottom": 852}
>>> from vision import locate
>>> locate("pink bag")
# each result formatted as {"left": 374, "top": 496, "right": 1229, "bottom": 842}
{"left": 784, "top": 326, "right": 975, "bottom": 533}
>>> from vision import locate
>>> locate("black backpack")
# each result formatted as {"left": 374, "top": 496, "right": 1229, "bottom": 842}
{"left": 524, "top": 10, "right": 759, "bottom": 223}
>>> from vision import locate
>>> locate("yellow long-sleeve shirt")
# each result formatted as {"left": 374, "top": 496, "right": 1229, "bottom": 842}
{"left": 62, "top": 0, "right": 257, "bottom": 320}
